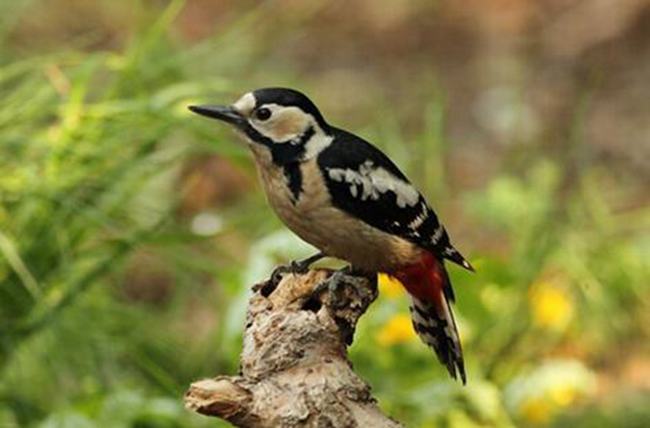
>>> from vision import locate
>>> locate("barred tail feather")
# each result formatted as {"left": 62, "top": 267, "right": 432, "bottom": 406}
{"left": 409, "top": 294, "right": 466, "bottom": 383}
{"left": 392, "top": 253, "right": 466, "bottom": 383}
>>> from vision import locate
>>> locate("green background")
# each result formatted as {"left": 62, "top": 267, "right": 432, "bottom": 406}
{"left": 1, "top": 1, "right": 648, "bottom": 427}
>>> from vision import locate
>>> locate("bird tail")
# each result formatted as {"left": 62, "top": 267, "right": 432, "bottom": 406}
{"left": 391, "top": 254, "right": 466, "bottom": 383}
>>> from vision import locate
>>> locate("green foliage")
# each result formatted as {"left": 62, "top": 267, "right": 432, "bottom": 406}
{"left": 1, "top": 1, "right": 648, "bottom": 427}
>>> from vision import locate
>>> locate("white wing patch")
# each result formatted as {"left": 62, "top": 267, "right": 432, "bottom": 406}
{"left": 432, "top": 225, "right": 445, "bottom": 243}
{"left": 327, "top": 160, "right": 419, "bottom": 208}
{"left": 408, "top": 203, "right": 429, "bottom": 229}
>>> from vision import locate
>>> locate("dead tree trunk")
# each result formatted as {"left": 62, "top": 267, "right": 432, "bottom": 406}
{"left": 184, "top": 269, "right": 403, "bottom": 428}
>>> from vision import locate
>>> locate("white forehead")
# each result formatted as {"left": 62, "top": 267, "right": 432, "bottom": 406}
{"left": 233, "top": 92, "right": 256, "bottom": 114}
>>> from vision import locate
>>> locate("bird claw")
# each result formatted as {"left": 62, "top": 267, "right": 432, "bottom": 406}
{"left": 265, "top": 252, "right": 326, "bottom": 293}
{"left": 311, "top": 266, "right": 377, "bottom": 309}
{"left": 269, "top": 261, "right": 303, "bottom": 286}
{"left": 311, "top": 268, "right": 349, "bottom": 308}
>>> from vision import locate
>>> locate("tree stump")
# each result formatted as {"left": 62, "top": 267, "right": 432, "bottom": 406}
{"left": 184, "top": 269, "right": 403, "bottom": 427}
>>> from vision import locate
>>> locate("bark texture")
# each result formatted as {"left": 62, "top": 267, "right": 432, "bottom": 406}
{"left": 184, "top": 269, "right": 403, "bottom": 428}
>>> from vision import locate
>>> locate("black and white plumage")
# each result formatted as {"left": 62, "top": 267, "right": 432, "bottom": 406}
{"left": 408, "top": 270, "right": 465, "bottom": 382}
{"left": 189, "top": 87, "right": 473, "bottom": 383}
{"left": 317, "top": 127, "right": 472, "bottom": 270}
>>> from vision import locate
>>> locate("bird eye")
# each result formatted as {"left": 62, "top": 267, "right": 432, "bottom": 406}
{"left": 254, "top": 107, "right": 271, "bottom": 121}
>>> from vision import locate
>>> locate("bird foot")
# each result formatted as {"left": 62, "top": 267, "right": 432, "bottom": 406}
{"left": 311, "top": 267, "right": 355, "bottom": 309}
{"left": 262, "top": 252, "right": 325, "bottom": 296}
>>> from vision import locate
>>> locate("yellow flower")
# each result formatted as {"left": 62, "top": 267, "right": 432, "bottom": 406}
{"left": 549, "top": 385, "right": 577, "bottom": 407}
{"left": 519, "top": 386, "right": 577, "bottom": 424}
{"left": 376, "top": 314, "right": 416, "bottom": 347}
{"left": 520, "top": 397, "right": 553, "bottom": 424}
{"left": 528, "top": 281, "right": 573, "bottom": 330}
{"left": 378, "top": 273, "right": 404, "bottom": 299}
{"left": 506, "top": 359, "right": 595, "bottom": 425}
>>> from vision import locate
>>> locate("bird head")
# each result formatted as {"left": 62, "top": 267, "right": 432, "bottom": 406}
{"left": 189, "top": 88, "right": 331, "bottom": 163}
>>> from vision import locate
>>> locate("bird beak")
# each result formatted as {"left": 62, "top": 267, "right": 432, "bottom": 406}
{"left": 188, "top": 105, "right": 246, "bottom": 127}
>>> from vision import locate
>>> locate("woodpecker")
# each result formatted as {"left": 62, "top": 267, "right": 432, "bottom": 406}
{"left": 189, "top": 88, "right": 473, "bottom": 383}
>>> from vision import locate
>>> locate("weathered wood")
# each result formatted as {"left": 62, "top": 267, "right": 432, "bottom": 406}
{"left": 184, "top": 269, "right": 403, "bottom": 427}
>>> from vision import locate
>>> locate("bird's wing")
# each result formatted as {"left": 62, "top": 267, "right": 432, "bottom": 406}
{"left": 317, "top": 128, "right": 472, "bottom": 271}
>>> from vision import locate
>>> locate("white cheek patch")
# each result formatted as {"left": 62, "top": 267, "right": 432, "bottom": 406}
{"left": 327, "top": 161, "right": 420, "bottom": 208}
{"left": 250, "top": 105, "right": 311, "bottom": 143}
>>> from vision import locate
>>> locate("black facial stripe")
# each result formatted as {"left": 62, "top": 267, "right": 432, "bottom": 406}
{"left": 283, "top": 162, "right": 302, "bottom": 203}
{"left": 242, "top": 123, "right": 276, "bottom": 148}
{"left": 243, "top": 124, "right": 315, "bottom": 165}
{"left": 272, "top": 126, "right": 315, "bottom": 165}
{"left": 270, "top": 142, "right": 305, "bottom": 165}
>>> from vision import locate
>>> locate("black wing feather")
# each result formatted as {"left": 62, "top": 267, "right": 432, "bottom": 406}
{"left": 317, "top": 128, "right": 472, "bottom": 270}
